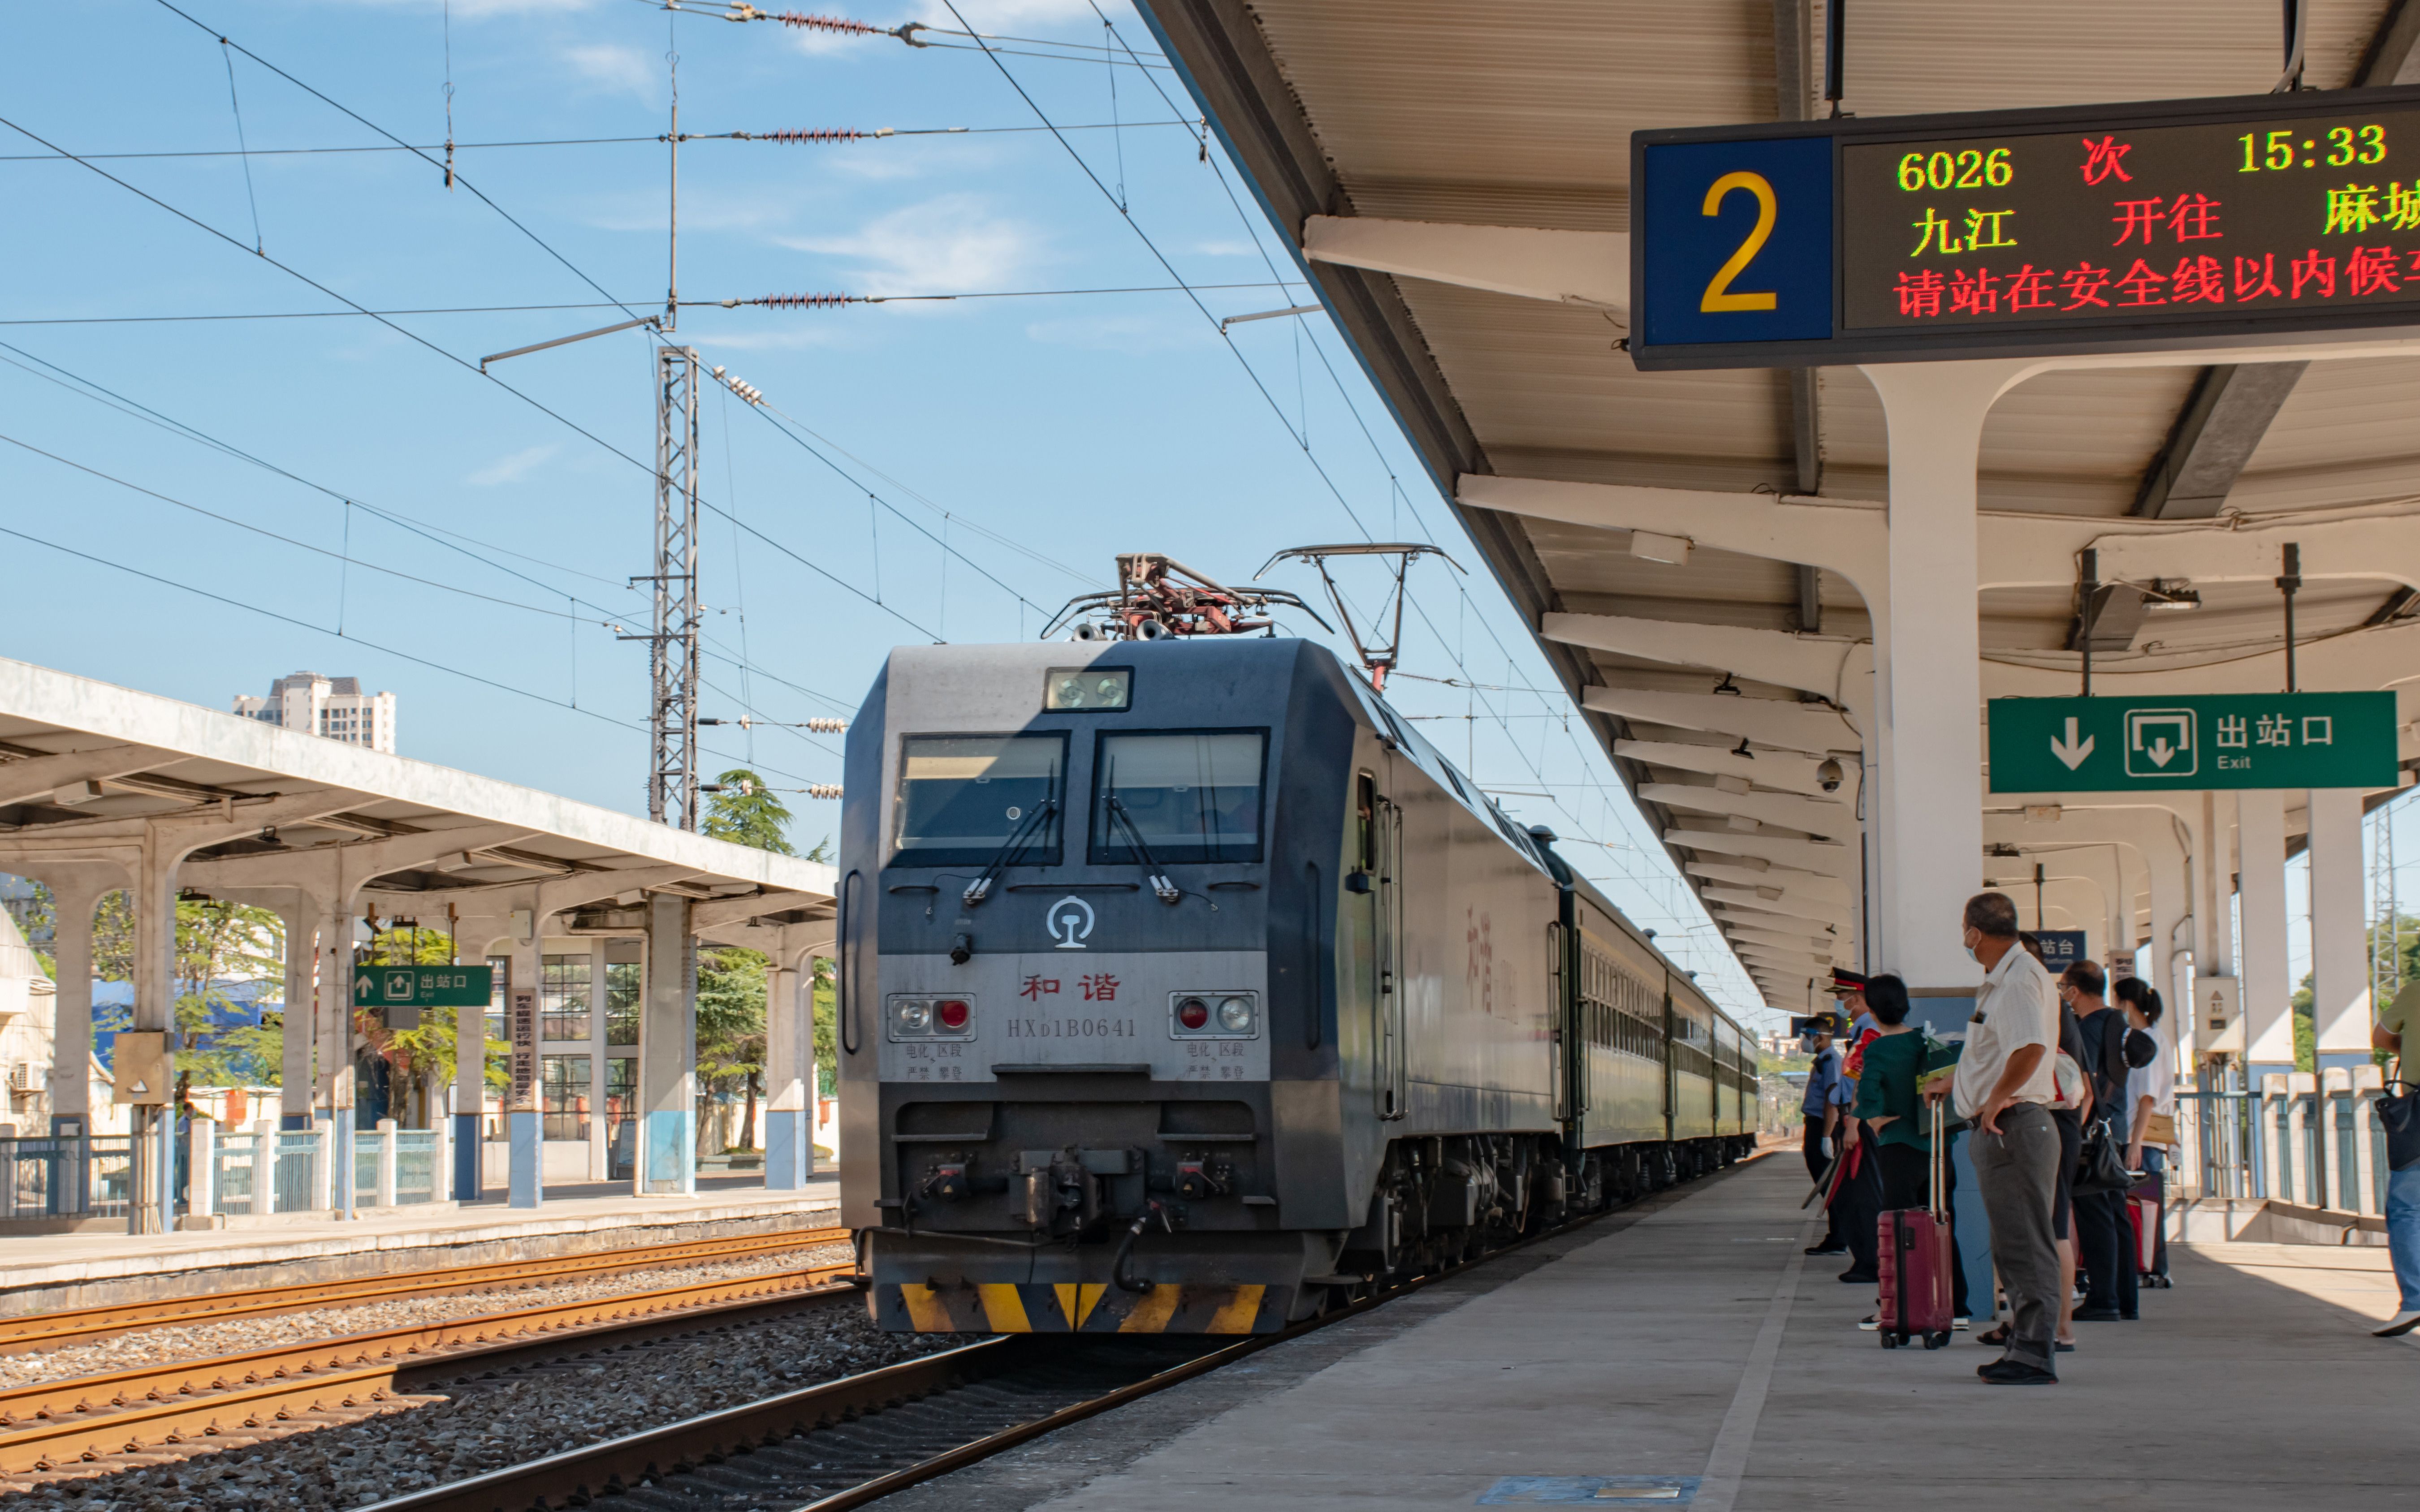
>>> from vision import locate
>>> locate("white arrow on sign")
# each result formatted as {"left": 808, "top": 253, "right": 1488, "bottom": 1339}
{"left": 2144, "top": 735, "right": 2177, "bottom": 767}
{"left": 354, "top": 976, "right": 375, "bottom": 1001}
{"left": 2049, "top": 717, "right": 2094, "bottom": 770}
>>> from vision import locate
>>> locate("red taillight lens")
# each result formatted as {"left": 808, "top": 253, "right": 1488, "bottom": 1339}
{"left": 1177, "top": 997, "right": 1210, "bottom": 1030}
{"left": 937, "top": 998, "right": 970, "bottom": 1030}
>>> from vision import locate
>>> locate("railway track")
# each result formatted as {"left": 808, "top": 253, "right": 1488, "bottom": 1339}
{"left": 0, "top": 1223, "right": 851, "bottom": 1355}
{"left": 0, "top": 1258, "right": 861, "bottom": 1474}
{"left": 352, "top": 1153, "right": 1776, "bottom": 1512}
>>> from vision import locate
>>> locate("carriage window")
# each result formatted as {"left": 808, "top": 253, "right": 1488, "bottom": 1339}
{"left": 892, "top": 733, "right": 1065, "bottom": 866}
{"left": 1092, "top": 731, "right": 1267, "bottom": 865}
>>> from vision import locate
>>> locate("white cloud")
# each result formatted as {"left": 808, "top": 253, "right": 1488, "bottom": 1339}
{"left": 1193, "top": 239, "right": 1262, "bottom": 258}
{"left": 467, "top": 444, "right": 560, "bottom": 487}
{"left": 779, "top": 194, "right": 1043, "bottom": 295}
{"left": 562, "top": 43, "right": 659, "bottom": 103}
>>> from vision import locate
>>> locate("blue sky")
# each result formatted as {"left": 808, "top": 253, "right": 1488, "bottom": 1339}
{"left": 0, "top": 0, "right": 1772, "bottom": 1019}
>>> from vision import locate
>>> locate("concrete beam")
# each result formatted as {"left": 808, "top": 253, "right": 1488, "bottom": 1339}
{"left": 2094, "top": 509, "right": 2420, "bottom": 595}
{"left": 691, "top": 888, "right": 826, "bottom": 931}
{"left": 1702, "top": 885, "right": 1854, "bottom": 927}
{"left": 0, "top": 745, "right": 185, "bottom": 809}
{"left": 1460, "top": 474, "right": 1883, "bottom": 594}
{"left": 2133, "top": 362, "right": 2311, "bottom": 519}
{"left": 1303, "top": 216, "right": 1627, "bottom": 313}
{"left": 1684, "top": 858, "right": 1853, "bottom": 903}
{"left": 1585, "top": 687, "right": 1859, "bottom": 756}
{"left": 1665, "top": 827, "right": 1856, "bottom": 876}
{"left": 1615, "top": 739, "right": 1837, "bottom": 797}
{"left": 1637, "top": 782, "right": 1854, "bottom": 841}
{"left": 1542, "top": 612, "right": 1869, "bottom": 704}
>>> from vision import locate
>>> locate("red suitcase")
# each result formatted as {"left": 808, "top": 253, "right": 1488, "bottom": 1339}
{"left": 1877, "top": 1104, "right": 1955, "bottom": 1350}
{"left": 2126, "top": 1188, "right": 2160, "bottom": 1278}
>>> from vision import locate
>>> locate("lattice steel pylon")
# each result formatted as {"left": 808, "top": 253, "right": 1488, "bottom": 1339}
{"left": 644, "top": 345, "right": 703, "bottom": 829}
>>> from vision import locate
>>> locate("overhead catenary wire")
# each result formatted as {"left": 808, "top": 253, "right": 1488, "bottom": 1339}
{"left": 0, "top": 338, "right": 864, "bottom": 723}
{"left": 0, "top": 120, "right": 1205, "bottom": 162}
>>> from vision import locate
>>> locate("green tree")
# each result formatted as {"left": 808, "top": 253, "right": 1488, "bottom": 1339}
{"left": 696, "top": 945, "right": 768, "bottom": 1151}
{"left": 355, "top": 922, "right": 508, "bottom": 1125}
{"left": 92, "top": 892, "right": 285, "bottom": 1089}
{"left": 702, "top": 770, "right": 795, "bottom": 856}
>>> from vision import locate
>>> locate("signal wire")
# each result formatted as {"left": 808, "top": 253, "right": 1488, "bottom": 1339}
{"left": 149, "top": 0, "right": 648, "bottom": 324}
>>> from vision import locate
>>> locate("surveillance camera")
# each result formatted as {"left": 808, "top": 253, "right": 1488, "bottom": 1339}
{"left": 1815, "top": 757, "right": 1845, "bottom": 793}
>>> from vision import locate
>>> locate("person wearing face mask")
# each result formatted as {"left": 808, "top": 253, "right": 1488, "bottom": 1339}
{"left": 1931, "top": 891, "right": 2064, "bottom": 1385}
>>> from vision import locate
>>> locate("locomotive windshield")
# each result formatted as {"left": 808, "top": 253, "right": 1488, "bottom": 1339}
{"left": 1090, "top": 730, "right": 1266, "bottom": 865}
{"left": 891, "top": 733, "right": 1066, "bottom": 865}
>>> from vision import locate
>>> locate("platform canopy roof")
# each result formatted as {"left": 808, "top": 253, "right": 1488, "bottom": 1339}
{"left": 0, "top": 656, "right": 834, "bottom": 934}
{"left": 1141, "top": 0, "right": 2420, "bottom": 1008}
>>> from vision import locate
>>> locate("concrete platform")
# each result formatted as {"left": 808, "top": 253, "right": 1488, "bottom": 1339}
{"left": 892, "top": 1153, "right": 2418, "bottom": 1512}
{"left": 0, "top": 1173, "right": 839, "bottom": 1314}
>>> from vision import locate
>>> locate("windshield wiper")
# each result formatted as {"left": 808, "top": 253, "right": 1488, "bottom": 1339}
{"left": 961, "top": 797, "right": 1057, "bottom": 906}
{"left": 1105, "top": 792, "right": 1181, "bottom": 905}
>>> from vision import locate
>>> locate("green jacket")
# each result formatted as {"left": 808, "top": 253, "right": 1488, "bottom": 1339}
{"left": 1850, "top": 1030, "right": 1941, "bottom": 1150}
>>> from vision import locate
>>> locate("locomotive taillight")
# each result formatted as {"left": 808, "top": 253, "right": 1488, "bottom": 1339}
{"left": 1176, "top": 996, "right": 1210, "bottom": 1030}
{"left": 937, "top": 998, "right": 970, "bottom": 1030}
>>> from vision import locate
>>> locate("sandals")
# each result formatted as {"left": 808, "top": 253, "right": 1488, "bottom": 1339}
{"left": 1973, "top": 1325, "right": 2011, "bottom": 1347}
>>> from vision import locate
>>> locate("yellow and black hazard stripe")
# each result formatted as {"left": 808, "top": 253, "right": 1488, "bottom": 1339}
{"left": 873, "top": 1281, "right": 1283, "bottom": 1334}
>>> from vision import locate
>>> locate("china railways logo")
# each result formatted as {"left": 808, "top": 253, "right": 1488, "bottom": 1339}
{"left": 1046, "top": 894, "right": 1095, "bottom": 950}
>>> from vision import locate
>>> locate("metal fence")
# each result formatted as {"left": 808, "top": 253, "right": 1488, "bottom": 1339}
{"left": 0, "top": 1135, "right": 135, "bottom": 1220}
{"left": 2174, "top": 1069, "right": 2390, "bottom": 1217}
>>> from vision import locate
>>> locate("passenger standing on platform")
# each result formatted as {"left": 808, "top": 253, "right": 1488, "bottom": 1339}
{"left": 2065, "top": 961, "right": 2138, "bottom": 1324}
{"left": 2117, "top": 978, "right": 2173, "bottom": 1287}
{"left": 1832, "top": 979, "right": 1884, "bottom": 1287}
{"left": 1939, "top": 891, "right": 2063, "bottom": 1385}
{"left": 1802, "top": 1024, "right": 1852, "bottom": 1258}
{"left": 2370, "top": 980, "right": 2420, "bottom": 1336}
{"left": 1851, "top": 973, "right": 1970, "bottom": 1323}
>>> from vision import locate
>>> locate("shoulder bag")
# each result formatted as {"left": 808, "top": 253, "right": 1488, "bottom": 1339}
{"left": 2377, "top": 1078, "right": 2420, "bottom": 1172}
{"left": 2073, "top": 1111, "right": 2134, "bottom": 1195}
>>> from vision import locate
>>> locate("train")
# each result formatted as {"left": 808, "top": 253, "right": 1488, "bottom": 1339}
{"left": 836, "top": 634, "right": 1758, "bottom": 1334}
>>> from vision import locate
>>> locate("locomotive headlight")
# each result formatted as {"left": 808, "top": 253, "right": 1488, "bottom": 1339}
{"left": 896, "top": 1000, "right": 932, "bottom": 1034}
{"left": 1217, "top": 996, "right": 1255, "bottom": 1033}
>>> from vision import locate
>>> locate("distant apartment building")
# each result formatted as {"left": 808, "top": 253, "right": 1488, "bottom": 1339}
{"left": 233, "top": 672, "right": 397, "bottom": 753}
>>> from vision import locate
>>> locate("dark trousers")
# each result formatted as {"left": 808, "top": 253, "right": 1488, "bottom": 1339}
{"left": 2075, "top": 1187, "right": 2141, "bottom": 1315}
{"left": 1803, "top": 1117, "right": 1841, "bottom": 1247}
{"left": 1837, "top": 1129, "right": 1884, "bottom": 1278}
{"left": 1873, "top": 1139, "right": 1971, "bottom": 1318}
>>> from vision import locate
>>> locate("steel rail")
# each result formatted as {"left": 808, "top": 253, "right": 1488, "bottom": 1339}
{"left": 0, "top": 1224, "right": 849, "bottom": 1354}
{"left": 0, "top": 1262, "right": 859, "bottom": 1474}
{"left": 353, "top": 1150, "right": 1782, "bottom": 1512}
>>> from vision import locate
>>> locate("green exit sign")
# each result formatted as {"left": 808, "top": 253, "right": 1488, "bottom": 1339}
{"left": 1989, "top": 694, "right": 2400, "bottom": 792}
{"left": 352, "top": 964, "right": 494, "bottom": 1008}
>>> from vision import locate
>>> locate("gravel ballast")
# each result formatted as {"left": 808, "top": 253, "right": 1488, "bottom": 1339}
{"left": 0, "top": 1245, "right": 858, "bottom": 1394}
{"left": 1, "top": 1294, "right": 969, "bottom": 1510}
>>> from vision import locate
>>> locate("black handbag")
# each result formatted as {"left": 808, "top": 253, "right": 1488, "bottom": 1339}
{"left": 2073, "top": 1113, "right": 2133, "bottom": 1195}
{"left": 2379, "top": 1081, "right": 2420, "bottom": 1173}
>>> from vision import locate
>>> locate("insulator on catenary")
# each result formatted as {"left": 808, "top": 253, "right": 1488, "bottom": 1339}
{"left": 743, "top": 127, "right": 892, "bottom": 143}
{"left": 804, "top": 717, "right": 848, "bottom": 733}
{"left": 806, "top": 784, "right": 844, "bottom": 800}
{"left": 774, "top": 12, "right": 886, "bottom": 34}
{"left": 747, "top": 293, "right": 856, "bottom": 310}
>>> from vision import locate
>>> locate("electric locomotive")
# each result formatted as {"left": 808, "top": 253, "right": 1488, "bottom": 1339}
{"left": 837, "top": 635, "right": 1756, "bottom": 1335}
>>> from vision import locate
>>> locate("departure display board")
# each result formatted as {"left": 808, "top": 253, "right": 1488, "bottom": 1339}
{"left": 1633, "top": 89, "right": 2420, "bottom": 370}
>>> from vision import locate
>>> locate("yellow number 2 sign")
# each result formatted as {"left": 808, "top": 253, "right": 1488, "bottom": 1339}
{"left": 1698, "top": 171, "right": 1778, "bottom": 313}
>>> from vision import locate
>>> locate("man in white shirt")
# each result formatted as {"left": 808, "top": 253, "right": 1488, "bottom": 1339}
{"left": 1938, "top": 891, "right": 2063, "bottom": 1385}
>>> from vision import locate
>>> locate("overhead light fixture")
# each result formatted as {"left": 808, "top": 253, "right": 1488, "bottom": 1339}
{"left": 2144, "top": 578, "right": 2201, "bottom": 611}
